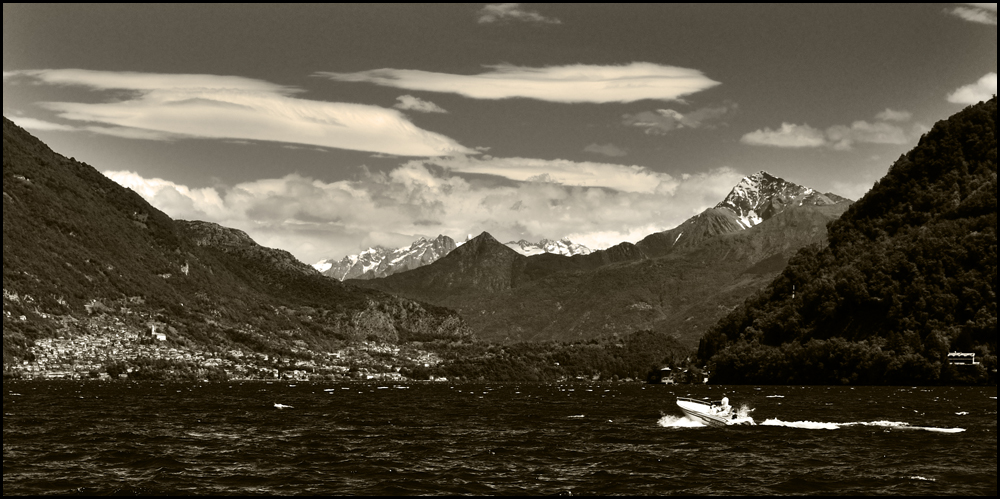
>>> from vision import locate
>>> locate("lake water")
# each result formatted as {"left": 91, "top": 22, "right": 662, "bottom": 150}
{"left": 3, "top": 382, "right": 996, "bottom": 495}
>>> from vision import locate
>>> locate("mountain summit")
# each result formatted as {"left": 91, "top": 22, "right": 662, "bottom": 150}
{"left": 715, "top": 171, "right": 845, "bottom": 229}
{"left": 636, "top": 171, "right": 847, "bottom": 258}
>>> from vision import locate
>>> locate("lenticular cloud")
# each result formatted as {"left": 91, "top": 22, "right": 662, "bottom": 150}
{"left": 318, "top": 62, "right": 720, "bottom": 104}
{"left": 6, "top": 69, "right": 474, "bottom": 157}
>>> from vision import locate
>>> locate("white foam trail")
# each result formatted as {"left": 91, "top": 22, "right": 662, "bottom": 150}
{"left": 910, "top": 476, "right": 936, "bottom": 482}
{"left": 761, "top": 419, "right": 965, "bottom": 433}
{"left": 761, "top": 419, "right": 840, "bottom": 430}
{"left": 766, "top": 395, "right": 784, "bottom": 398}
{"left": 658, "top": 415, "right": 707, "bottom": 428}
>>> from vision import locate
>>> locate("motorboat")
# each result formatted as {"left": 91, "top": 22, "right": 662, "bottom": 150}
{"left": 676, "top": 397, "right": 755, "bottom": 427}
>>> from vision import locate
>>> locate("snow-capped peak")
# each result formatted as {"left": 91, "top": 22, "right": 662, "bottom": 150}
{"left": 313, "top": 235, "right": 458, "bottom": 281}
{"left": 715, "top": 171, "right": 835, "bottom": 229}
{"left": 504, "top": 238, "right": 592, "bottom": 257}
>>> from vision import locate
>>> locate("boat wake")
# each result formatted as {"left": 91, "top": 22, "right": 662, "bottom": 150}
{"left": 660, "top": 415, "right": 965, "bottom": 433}
{"left": 657, "top": 415, "right": 707, "bottom": 428}
{"left": 760, "top": 419, "right": 965, "bottom": 433}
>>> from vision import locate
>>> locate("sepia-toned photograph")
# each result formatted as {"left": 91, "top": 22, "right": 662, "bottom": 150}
{"left": 3, "top": 4, "right": 996, "bottom": 495}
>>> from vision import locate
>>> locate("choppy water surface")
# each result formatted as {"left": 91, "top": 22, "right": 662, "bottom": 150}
{"left": 3, "top": 382, "right": 996, "bottom": 495}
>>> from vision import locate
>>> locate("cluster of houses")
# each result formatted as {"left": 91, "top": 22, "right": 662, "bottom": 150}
{"left": 10, "top": 317, "right": 449, "bottom": 382}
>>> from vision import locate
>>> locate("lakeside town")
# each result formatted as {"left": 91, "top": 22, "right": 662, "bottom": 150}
{"left": 3, "top": 313, "right": 445, "bottom": 383}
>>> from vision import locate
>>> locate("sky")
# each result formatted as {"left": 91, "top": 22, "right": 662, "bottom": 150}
{"left": 3, "top": 4, "right": 997, "bottom": 265}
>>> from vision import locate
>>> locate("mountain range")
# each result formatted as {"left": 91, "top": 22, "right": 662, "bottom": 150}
{"left": 315, "top": 236, "right": 593, "bottom": 281}
{"left": 314, "top": 235, "right": 458, "bottom": 281}
{"left": 504, "top": 239, "right": 592, "bottom": 257}
{"left": 352, "top": 171, "right": 852, "bottom": 346}
{"left": 4, "top": 96, "right": 993, "bottom": 386}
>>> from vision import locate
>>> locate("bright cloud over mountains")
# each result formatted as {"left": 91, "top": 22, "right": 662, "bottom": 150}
{"left": 104, "top": 165, "right": 744, "bottom": 263}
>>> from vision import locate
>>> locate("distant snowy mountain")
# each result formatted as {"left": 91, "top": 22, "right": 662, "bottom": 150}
{"left": 715, "top": 171, "right": 843, "bottom": 229}
{"left": 504, "top": 239, "right": 592, "bottom": 257}
{"left": 314, "top": 235, "right": 457, "bottom": 281}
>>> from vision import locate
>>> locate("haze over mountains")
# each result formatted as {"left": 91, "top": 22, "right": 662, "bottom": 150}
{"left": 353, "top": 170, "right": 852, "bottom": 346}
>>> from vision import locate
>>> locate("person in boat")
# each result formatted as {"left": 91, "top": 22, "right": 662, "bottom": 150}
{"left": 720, "top": 395, "right": 730, "bottom": 414}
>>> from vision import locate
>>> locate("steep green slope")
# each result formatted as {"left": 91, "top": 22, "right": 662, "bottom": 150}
{"left": 2, "top": 117, "right": 471, "bottom": 368}
{"left": 699, "top": 98, "right": 997, "bottom": 385}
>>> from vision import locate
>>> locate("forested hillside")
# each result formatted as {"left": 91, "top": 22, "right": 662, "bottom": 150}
{"left": 699, "top": 98, "right": 997, "bottom": 385}
{"left": 2, "top": 117, "right": 473, "bottom": 372}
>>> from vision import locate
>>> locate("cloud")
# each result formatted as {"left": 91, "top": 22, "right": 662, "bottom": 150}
{"left": 477, "top": 3, "right": 561, "bottom": 24}
{"left": 622, "top": 102, "right": 737, "bottom": 135}
{"left": 104, "top": 162, "right": 744, "bottom": 264}
{"left": 583, "top": 143, "right": 628, "bottom": 157}
{"left": 874, "top": 108, "right": 912, "bottom": 122}
{"left": 947, "top": 73, "right": 998, "bottom": 105}
{"left": 741, "top": 109, "right": 917, "bottom": 150}
{"left": 740, "top": 123, "right": 828, "bottom": 148}
{"left": 8, "top": 116, "right": 77, "bottom": 132}
{"left": 946, "top": 4, "right": 997, "bottom": 25}
{"left": 420, "top": 156, "right": 682, "bottom": 194}
{"left": 5, "top": 69, "right": 474, "bottom": 156}
{"left": 393, "top": 94, "right": 448, "bottom": 113}
{"left": 318, "top": 62, "right": 720, "bottom": 104}
{"left": 825, "top": 121, "right": 911, "bottom": 150}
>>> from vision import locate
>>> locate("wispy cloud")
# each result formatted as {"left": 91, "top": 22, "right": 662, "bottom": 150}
{"left": 104, "top": 163, "right": 744, "bottom": 264}
{"left": 477, "top": 3, "right": 561, "bottom": 24}
{"left": 10, "top": 115, "right": 175, "bottom": 140}
{"left": 741, "top": 109, "right": 919, "bottom": 150}
{"left": 8, "top": 116, "right": 77, "bottom": 132}
{"left": 874, "top": 108, "right": 912, "bottom": 122}
{"left": 946, "top": 3, "right": 998, "bottom": 25}
{"left": 5, "top": 69, "right": 474, "bottom": 156}
{"left": 583, "top": 143, "right": 628, "bottom": 157}
{"left": 419, "top": 156, "right": 680, "bottom": 194}
{"left": 318, "top": 63, "right": 720, "bottom": 104}
{"left": 393, "top": 94, "right": 448, "bottom": 113}
{"left": 947, "top": 72, "right": 998, "bottom": 105}
{"left": 741, "top": 123, "right": 828, "bottom": 149}
{"left": 622, "top": 102, "right": 737, "bottom": 135}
